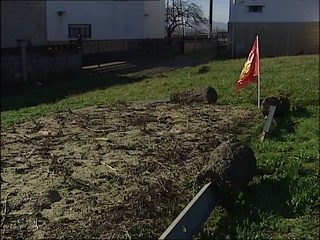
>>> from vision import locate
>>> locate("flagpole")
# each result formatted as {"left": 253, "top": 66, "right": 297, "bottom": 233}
{"left": 257, "top": 35, "right": 260, "bottom": 108}
{"left": 258, "top": 74, "right": 261, "bottom": 108}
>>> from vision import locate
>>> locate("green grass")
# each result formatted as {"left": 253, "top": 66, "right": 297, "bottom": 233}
{"left": 197, "top": 104, "right": 319, "bottom": 239}
{"left": 1, "top": 54, "right": 319, "bottom": 239}
{"left": 1, "top": 55, "right": 318, "bottom": 126}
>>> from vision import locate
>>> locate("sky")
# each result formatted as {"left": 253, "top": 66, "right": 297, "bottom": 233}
{"left": 191, "top": 0, "right": 230, "bottom": 23}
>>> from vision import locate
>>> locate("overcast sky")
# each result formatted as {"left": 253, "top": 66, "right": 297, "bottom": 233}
{"left": 190, "top": 0, "right": 229, "bottom": 23}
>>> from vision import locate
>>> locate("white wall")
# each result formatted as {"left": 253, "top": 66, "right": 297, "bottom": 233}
{"left": 47, "top": 0, "right": 165, "bottom": 41}
{"left": 143, "top": 0, "right": 165, "bottom": 38}
{"left": 229, "top": 0, "right": 319, "bottom": 22}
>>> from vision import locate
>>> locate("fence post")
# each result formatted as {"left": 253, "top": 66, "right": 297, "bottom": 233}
{"left": 16, "top": 39, "right": 28, "bottom": 83}
{"left": 159, "top": 182, "right": 219, "bottom": 240}
{"left": 98, "top": 41, "right": 100, "bottom": 68}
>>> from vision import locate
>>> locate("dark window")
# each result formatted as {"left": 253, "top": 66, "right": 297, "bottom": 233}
{"left": 249, "top": 6, "right": 263, "bottom": 12}
{"left": 68, "top": 24, "right": 91, "bottom": 38}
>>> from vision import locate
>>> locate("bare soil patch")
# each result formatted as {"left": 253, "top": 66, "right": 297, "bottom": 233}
{"left": 1, "top": 102, "right": 257, "bottom": 239}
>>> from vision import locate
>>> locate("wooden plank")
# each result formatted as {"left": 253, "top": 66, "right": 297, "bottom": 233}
{"left": 159, "top": 182, "right": 219, "bottom": 240}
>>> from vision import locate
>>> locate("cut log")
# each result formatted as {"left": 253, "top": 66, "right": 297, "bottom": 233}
{"left": 261, "top": 95, "right": 291, "bottom": 118}
{"left": 170, "top": 86, "right": 218, "bottom": 104}
{"left": 196, "top": 138, "right": 257, "bottom": 207}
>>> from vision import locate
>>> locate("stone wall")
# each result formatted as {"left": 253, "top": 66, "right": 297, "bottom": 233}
{"left": 1, "top": 1, "right": 47, "bottom": 48}
{"left": 228, "top": 22, "right": 320, "bottom": 57}
{"left": 1, "top": 45, "right": 82, "bottom": 86}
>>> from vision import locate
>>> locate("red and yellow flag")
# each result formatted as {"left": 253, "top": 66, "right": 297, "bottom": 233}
{"left": 236, "top": 35, "right": 260, "bottom": 92}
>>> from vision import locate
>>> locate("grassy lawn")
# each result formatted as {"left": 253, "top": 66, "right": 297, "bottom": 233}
{"left": 1, "top": 54, "right": 319, "bottom": 239}
{"left": 197, "top": 104, "right": 319, "bottom": 239}
{"left": 1, "top": 55, "right": 318, "bottom": 126}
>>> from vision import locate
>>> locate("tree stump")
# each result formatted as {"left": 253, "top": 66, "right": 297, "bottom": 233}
{"left": 196, "top": 138, "right": 257, "bottom": 206}
{"left": 261, "top": 95, "right": 291, "bottom": 118}
{"left": 170, "top": 86, "right": 218, "bottom": 104}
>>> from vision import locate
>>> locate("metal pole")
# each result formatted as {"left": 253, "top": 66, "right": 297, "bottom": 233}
{"left": 98, "top": 41, "right": 100, "bottom": 68}
{"left": 232, "top": 0, "right": 236, "bottom": 58}
{"left": 16, "top": 39, "right": 27, "bottom": 83}
{"left": 258, "top": 74, "right": 261, "bottom": 108}
{"left": 159, "top": 182, "right": 219, "bottom": 240}
{"left": 180, "top": 0, "right": 185, "bottom": 54}
{"left": 173, "top": 0, "right": 175, "bottom": 18}
{"left": 166, "top": 0, "right": 169, "bottom": 39}
{"left": 209, "top": 0, "right": 213, "bottom": 38}
{"left": 173, "top": 0, "right": 175, "bottom": 41}
{"left": 166, "top": 0, "right": 169, "bottom": 22}
{"left": 256, "top": 35, "right": 260, "bottom": 108}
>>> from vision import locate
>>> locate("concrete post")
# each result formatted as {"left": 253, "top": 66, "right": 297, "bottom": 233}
{"left": 16, "top": 39, "right": 28, "bottom": 82}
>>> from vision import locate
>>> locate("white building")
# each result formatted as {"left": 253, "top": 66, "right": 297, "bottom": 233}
{"left": 46, "top": 0, "right": 165, "bottom": 43}
{"left": 228, "top": 0, "right": 319, "bottom": 57}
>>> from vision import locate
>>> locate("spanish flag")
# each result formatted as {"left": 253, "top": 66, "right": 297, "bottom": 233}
{"left": 236, "top": 35, "right": 260, "bottom": 92}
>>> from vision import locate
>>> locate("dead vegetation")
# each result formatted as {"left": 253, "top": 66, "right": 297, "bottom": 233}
{"left": 1, "top": 102, "right": 259, "bottom": 239}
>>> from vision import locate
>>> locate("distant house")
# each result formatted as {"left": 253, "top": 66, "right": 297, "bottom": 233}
{"left": 228, "top": 0, "right": 319, "bottom": 57}
{"left": 1, "top": 1, "right": 48, "bottom": 48}
{"left": 46, "top": 0, "right": 165, "bottom": 43}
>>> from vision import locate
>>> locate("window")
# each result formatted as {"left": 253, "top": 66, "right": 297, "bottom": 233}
{"left": 68, "top": 24, "right": 91, "bottom": 38}
{"left": 248, "top": 6, "right": 263, "bottom": 13}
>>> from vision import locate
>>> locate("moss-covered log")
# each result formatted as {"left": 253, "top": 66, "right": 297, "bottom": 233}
{"left": 261, "top": 95, "right": 291, "bottom": 118}
{"left": 170, "top": 86, "right": 218, "bottom": 104}
{"left": 197, "top": 138, "right": 257, "bottom": 205}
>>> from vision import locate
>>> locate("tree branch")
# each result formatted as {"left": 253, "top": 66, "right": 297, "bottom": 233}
{"left": 165, "top": 0, "right": 208, "bottom": 37}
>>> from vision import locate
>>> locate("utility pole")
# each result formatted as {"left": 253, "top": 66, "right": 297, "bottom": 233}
{"left": 232, "top": 0, "right": 236, "bottom": 58}
{"left": 208, "top": 0, "right": 213, "bottom": 38}
{"left": 166, "top": 0, "right": 169, "bottom": 24}
{"left": 173, "top": 0, "right": 175, "bottom": 17}
{"left": 166, "top": 0, "right": 169, "bottom": 39}
{"left": 180, "top": 0, "right": 185, "bottom": 54}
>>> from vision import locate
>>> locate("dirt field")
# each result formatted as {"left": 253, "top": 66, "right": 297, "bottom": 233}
{"left": 1, "top": 102, "right": 257, "bottom": 239}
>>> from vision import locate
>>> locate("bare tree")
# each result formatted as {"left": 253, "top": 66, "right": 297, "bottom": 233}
{"left": 165, "top": 0, "right": 208, "bottom": 41}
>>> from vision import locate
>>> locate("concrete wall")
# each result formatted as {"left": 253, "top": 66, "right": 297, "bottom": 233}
{"left": 228, "top": 0, "right": 319, "bottom": 57}
{"left": 228, "top": 22, "right": 320, "bottom": 57}
{"left": 143, "top": 1, "right": 166, "bottom": 38}
{"left": 46, "top": 0, "right": 165, "bottom": 42}
{"left": 1, "top": 45, "right": 81, "bottom": 86}
{"left": 229, "top": 0, "right": 319, "bottom": 22}
{"left": 1, "top": 1, "right": 48, "bottom": 48}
